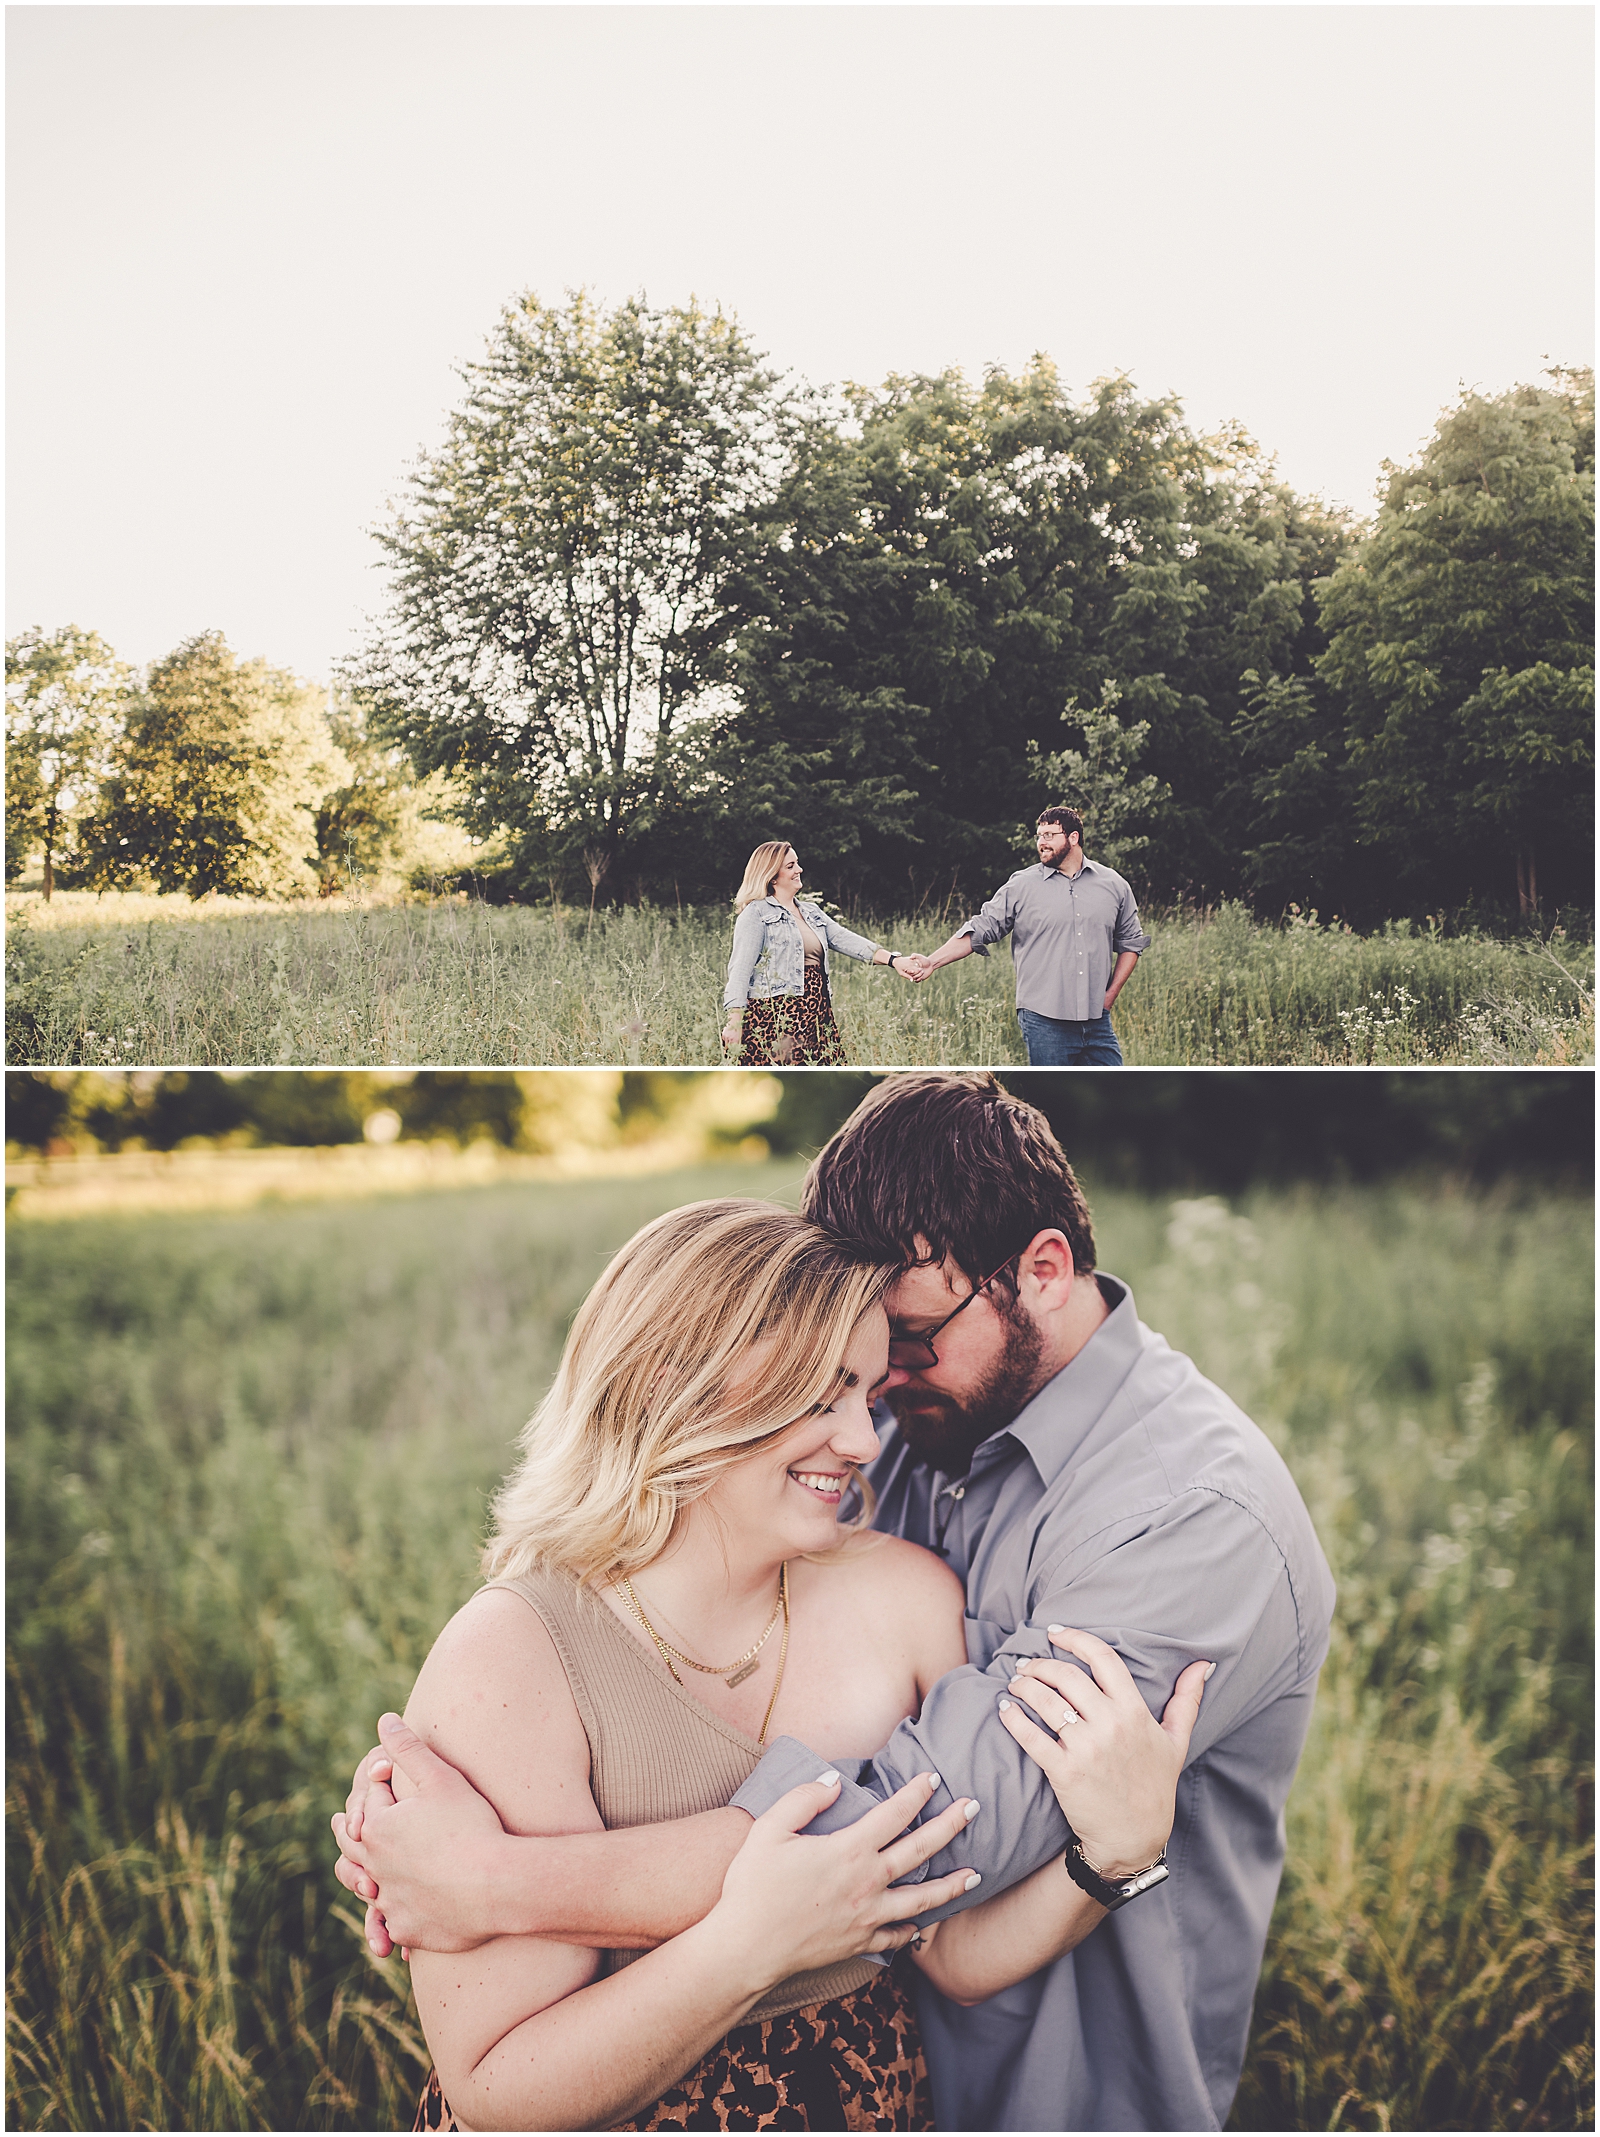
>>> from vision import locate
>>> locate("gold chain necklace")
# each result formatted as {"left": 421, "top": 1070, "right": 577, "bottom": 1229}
{"left": 615, "top": 1565, "right": 785, "bottom": 1685}
{"left": 615, "top": 1565, "right": 792, "bottom": 1745}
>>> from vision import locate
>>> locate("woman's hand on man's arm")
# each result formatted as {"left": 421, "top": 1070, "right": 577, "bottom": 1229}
{"left": 1002, "top": 1627, "right": 1209, "bottom": 1878}
{"left": 908, "top": 1629, "right": 1210, "bottom": 2006}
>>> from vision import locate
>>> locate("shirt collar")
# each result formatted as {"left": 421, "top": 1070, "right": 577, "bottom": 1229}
{"left": 969, "top": 1273, "right": 1139, "bottom": 1482}
{"left": 1040, "top": 857, "right": 1097, "bottom": 881}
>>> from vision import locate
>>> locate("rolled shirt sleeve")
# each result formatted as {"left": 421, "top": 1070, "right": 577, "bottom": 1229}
{"left": 730, "top": 1492, "right": 1315, "bottom": 1922}
{"left": 722, "top": 906, "right": 766, "bottom": 1012}
{"left": 956, "top": 879, "right": 1020, "bottom": 958}
{"left": 1112, "top": 881, "right": 1152, "bottom": 957}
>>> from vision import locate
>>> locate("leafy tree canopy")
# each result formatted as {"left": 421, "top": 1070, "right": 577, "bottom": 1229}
{"left": 79, "top": 632, "right": 346, "bottom": 897}
{"left": 1027, "top": 685, "right": 1172, "bottom": 880}
{"left": 713, "top": 362, "right": 1358, "bottom": 910}
{"left": 1317, "top": 369, "right": 1595, "bottom": 915}
{"left": 5, "top": 625, "right": 133, "bottom": 897}
{"left": 315, "top": 691, "right": 474, "bottom": 894}
{"left": 353, "top": 291, "right": 794, "bottom": 902}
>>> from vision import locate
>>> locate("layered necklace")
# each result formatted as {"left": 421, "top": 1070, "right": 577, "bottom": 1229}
{"left": 614, "top": 1563, "right": 791, "bottom": 1745}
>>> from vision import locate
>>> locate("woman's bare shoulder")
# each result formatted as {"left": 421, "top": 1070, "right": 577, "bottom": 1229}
{"left": 404, "top": 1584, "right": 601, "bottom": 1838}
{"left": 810, "top": 1532, "right": 967, "bottom": 1694}
{"left": 815, "top": 1530, "right": 965, "bottom": 1616}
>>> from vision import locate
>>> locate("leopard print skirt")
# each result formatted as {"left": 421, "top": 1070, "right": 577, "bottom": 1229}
{"left": 736, "top": 963, "right": 848, "bottom": 1067}
{"left": 412, "top": 1963, "right": 932, "bottom": 2132}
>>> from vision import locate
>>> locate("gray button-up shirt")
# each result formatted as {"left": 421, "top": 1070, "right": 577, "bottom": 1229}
{"left": 961, "top": 859, "right": 1151, "bottom": 1022}
{"left": 731, "top": 1276, "right": 1335, "bottom": 2132}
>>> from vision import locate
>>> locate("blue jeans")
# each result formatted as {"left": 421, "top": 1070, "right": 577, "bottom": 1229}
{"left": 1016, "top": 1007, "right": 1125, "bottom": 1066}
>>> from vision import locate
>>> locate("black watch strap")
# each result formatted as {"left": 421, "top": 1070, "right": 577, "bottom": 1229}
{"left": 1062, "top": 1835, "right": 1169, "bottom": 1911}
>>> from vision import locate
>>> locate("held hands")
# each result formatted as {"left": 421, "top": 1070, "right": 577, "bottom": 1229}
{"left": 997, "top": 1628, "right": 1211, "bottom": 1880}
{"left": 709, "top": 1769, "right": 979, "bottom": 1991}
{"left": 891, "top": 954, "right": 932, "bottom": 982}
{"left": 331, "top": 1713, "right": 509, "bottom": 1957}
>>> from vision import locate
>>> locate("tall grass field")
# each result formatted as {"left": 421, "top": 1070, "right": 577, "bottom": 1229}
{"left": 6, "top": 1161, "right": 1593, "bottom": 2130}
{"left": 7, "top": 893, "right": 1594, "bottom": 1066}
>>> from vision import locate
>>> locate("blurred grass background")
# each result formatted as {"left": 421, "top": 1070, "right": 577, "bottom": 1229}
{"left": 5, "top": 1079, "right": 1594, "bottom": 2129}
{"left": 7, "top": 893, "right": 1593, "bottom": 1067}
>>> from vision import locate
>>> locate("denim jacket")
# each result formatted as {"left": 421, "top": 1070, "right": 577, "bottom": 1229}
{"left": 723, "top": 899, "right": 881, "bottom": 1011}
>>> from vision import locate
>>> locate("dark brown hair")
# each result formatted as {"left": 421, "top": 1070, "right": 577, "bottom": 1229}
{"left": 1036, "top": 805, "right": 1084, "bottom": 843}
{"left": 800, "top": 1072, "right": 1097, "bottom": 1292}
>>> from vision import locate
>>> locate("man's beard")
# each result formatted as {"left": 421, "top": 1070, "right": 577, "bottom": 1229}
{"left": 884, "top": 1307, "right": 1046, "bottom": 1477}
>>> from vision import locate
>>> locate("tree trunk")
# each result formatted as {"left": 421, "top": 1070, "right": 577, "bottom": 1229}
{"left": 42, "top": 803, "right": 56, "bottom": 902}
{"left": 1516, "top": 847, "right": 1538, "bottom": 920}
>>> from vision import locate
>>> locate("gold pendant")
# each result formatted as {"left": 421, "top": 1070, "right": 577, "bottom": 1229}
{"left": 724, "top": 1659, "right": 760, "bottom": 1688}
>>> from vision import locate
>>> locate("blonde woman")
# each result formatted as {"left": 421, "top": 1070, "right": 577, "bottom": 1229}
{"left": 722, "top": 841, "right": 920, "bottom": 1064}
{"left": 378, "top": 1202, "right": 1203, "bottom": 2132}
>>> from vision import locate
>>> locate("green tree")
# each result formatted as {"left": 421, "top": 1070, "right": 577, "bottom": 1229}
{"left": 315, "top": 690, "right": 470, "bottom": 892}
{"left": 80, "top": 633, "right": 347, "bottom": 897}
{"left": 1106, "top": 448, "right": 1358, "bottom": 898}
{"left": 1226, "top": 668, "right": 1353, "bottom": 913}
{"left": 717, "top": 362, "right": 1171, "bottom": 910}
{"left": 1025, "top": 685, "right": 1172, "bottom": 877}
{"left": 4, "top": 626, "right": 133, "bottom": 897}
{"left": 666, "top": 392, "right": 938, "bottom": 909}
{"left": 1317, "top": 370, "right": 1595, "bottom": 917}
{"left": 715, "top": 363, "right": 1354, "bottom": 912}
{"left": 356, "top": 291, "right": 792, "bottom": 902}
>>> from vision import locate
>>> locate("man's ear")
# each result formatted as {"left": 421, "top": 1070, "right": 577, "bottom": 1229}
{"left": 1018, "top": 1229, "right": 1075, "bottom": 1309}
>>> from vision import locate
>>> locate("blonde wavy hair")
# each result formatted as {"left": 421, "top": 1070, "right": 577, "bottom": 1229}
{"left": 482, "top": 1200, "right": 892, "bottom": 1587}
{"left": 734, "top": 840, "right": 795, "bottom": 912}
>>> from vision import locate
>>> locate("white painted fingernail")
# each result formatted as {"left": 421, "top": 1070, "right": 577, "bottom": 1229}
{"left": 1204, "top": 1662, "right": 1217, "bottom": 1680}
{"left": 1047, "top": 1623, "right": 1066, "bottom": 1636}
{"left": 963, "top": 1872, "right": 982, "bottom": 1890}
{"left": 997, "top": 1696, "right": 1013, "bottom": 1711}
{"left": 925, "top": 1772, "right": 942, "bottom": 1790}
{"left": 817, "top": 1768, "right": 841, "bottom": 1786}
{"left": 964, "top": 1799, "right": 981, "bottom": 1820}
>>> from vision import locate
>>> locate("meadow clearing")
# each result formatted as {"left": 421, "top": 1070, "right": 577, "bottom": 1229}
{"left": 6, "top": 890, "right": 1594, "bottom": 1067}
{"left": 5, "top": 1156, "right": 1592, "bottom": 2131}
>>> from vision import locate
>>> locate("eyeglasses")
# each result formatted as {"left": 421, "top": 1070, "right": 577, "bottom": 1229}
{"left": 887, "top": 1253, "right": 1022, "bottom": 1372}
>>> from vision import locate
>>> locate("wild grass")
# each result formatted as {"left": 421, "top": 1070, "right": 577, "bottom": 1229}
{"left": 6, "top": 893, "right": 1593, "bottom": 1066}
{"left": 6, "top": 1163, "right": 1593, "bottom": 2129}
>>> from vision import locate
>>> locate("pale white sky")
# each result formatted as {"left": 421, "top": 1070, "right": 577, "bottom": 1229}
{"left": 7, "top": 4, "right": 1594, "bottom": 683}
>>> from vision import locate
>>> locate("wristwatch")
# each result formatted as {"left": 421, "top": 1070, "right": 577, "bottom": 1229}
{"left": 1062, "top": 1832, "right": 1169, "bottom": 1910}
{"left": 887, "top": 953, "right": 901, "bottom": 970}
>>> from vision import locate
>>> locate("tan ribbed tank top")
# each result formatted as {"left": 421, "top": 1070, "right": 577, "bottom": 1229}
{"left": 797, "top": 912, "right": 825, "bottom": 969}
{"left": 490, "top": 1566, "right": 879, "bottom": 2023}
